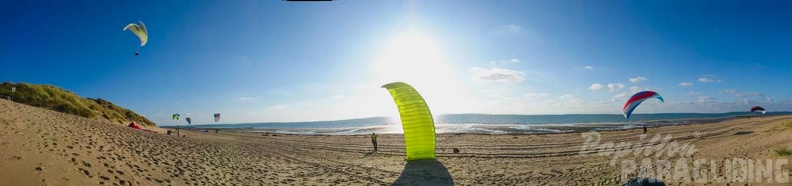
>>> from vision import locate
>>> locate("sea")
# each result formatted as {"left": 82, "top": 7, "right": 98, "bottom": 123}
{"left": 167, "top": 112, "right": 792, "bottom": 135}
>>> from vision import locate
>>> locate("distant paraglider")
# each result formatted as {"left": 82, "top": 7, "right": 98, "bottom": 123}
{"left": 172, "top": 114, "right": 180, "bottom": 120}
{"left": 214, "top": 113, "right": 221, "bottom": 122}
{"left": 382, "top": 82, "right": 436, "bottom": 161}
{"left": 623, "top": 91, "right": 664, "bottom": 119}
{"left": 185, "top": 117, "right": 192, "bottom": 124}
{"left": 123, "top": 20, "right": 148, "bottom": 56}
{"left": 750, "top": 106, "right": 766, "bottom": 114}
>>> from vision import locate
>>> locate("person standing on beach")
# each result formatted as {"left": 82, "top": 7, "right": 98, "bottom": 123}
{"left": 371, "top": 132, "right": 378, "bottom": 152}
{"left": 643, "top": 125, "right": 648, "bottom": 134}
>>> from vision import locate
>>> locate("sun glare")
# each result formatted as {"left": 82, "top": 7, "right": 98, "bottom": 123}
{"left": 373, "top": 32, "right": 444, "bottom": 80}
{"left": 372, "top": 32, "right": 470, "bottom": 116}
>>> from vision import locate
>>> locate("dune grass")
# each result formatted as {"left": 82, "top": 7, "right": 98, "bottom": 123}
{"left": 0, "top": 82, "right": 156, "bottom": 126}
{"left": 775, "top": 147, "right": 792, "bottom": 156}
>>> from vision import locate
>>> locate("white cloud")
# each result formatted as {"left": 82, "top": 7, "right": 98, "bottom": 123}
{"left": 720, "top": 89, "right": 739, "bottom": 94}
{"left": 238, "top": 97, "right": 254, "bottom": 101}
{"left": 719, "top": 89, "right": 763, "bottom": 98}
{"left": 612, "top": 93, "right": 630, "bottom": 102}
{"left": 559, "top": 94, "right": 576, "bottom": 99}
{"left": 629, "top": 76, "right": 648, "bottom": 83}
{"left": 584, "top": 66, "right": 593, "bottom": 70}
{"left": 698, "top": 96, "right": 717, "bottom": 104}
{"left": 629, "top": 86, "right": 649, "bottom": 93}
{"left": 267, "top": 104, "right": 288, "bottom": 111}
{"left": 524, "top": 92, "right": 548, "bottom": 99}
{"left": 588, "top": 83, "right": 603, "bottom": 90}
{"left": 607, "top": 83, "right": 625, "bottom": 92}
{"left": 493, "top": 24, "right": 523, "bottom": 36}
{"left": 490, "top": 59, "right": 521, "bottom": 65}
{"left": 698, "top": 75, "right": 722, "bottom": 83}
{"left": 469, "top": 67, "right": 525, "bottom": 83}
{"left": 735, "top": 92, "right": 763, "bottom": 98}
{"left": 559, "top": 94, "right": 582, "bottom": 106}
{"left": 678, "top": 82, "right": 693, "bottom": 87}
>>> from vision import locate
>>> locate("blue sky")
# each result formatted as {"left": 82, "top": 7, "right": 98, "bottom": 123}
{"left": 3, "top": 0, "right": 792, "bottom": 125}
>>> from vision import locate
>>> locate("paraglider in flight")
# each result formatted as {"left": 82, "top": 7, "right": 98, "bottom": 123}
{"left": 185, "top": 117, "right": 192, "bottom": 124}
{"left": 623, "top": 91, "right": 664, "bottom": 119}
{"left": 123, "top": 20, "right": 148, "bottom": 56}
{"left": 750, "top": 106, "right": 766, "bottom": 114}
{"left": 172, "top": 114, "right": 180, "bottom": 120}
{"left": 214, "top": 113, "right": 221, "bottom": 122}
{"left": 382, "top": 82, "right": 436, "bottom": 161}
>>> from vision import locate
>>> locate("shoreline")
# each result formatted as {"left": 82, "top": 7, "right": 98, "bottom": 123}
{"left": 164, "top": 114, "right": 785, "bottom": 135}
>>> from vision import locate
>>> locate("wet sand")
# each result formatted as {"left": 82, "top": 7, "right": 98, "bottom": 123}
{"left": 2, "top": 99, "right": 792, "bottom": 185}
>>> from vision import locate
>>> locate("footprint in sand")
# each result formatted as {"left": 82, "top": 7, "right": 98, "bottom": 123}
{"left": 78, "top": 168, "right": 92, "bottom": 178}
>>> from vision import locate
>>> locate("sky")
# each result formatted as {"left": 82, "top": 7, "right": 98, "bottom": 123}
{"left": 3, "top": 0, "right": 792, "bottom": 125}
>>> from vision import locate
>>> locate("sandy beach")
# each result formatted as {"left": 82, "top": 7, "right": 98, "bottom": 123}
{"left": 2, "top": 98, "right": 792, "bottom": 185}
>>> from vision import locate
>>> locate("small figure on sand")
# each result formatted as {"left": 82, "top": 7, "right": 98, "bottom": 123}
{"left": 215, "top": 129, "right": 219, "bottom": 133}
{"left": 371, "top": 132, "right": 378, "bottom": 152}
{"left": 643, "top": 125, "right": 648, "bottom": 134}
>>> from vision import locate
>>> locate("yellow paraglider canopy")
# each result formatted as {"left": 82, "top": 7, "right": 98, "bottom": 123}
{"left": 123, "top": 20, "right": 148, "bottom": 46}
{"left": 382, "top": 82, "right": 436, "bottom": 161}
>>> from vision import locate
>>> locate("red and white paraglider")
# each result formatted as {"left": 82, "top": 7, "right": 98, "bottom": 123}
{"left": 623, "top": 91, "right": 664, "bottom": 119}
{"left": 750, "top": 106, "right": 766, "bottom": 115}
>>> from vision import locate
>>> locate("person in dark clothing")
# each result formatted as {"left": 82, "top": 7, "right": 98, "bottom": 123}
{"left": 371, "top": 132, "right": 378, "bottom": 152}
{"left": 643, "top": 125, "right": 648, "bottom": 134}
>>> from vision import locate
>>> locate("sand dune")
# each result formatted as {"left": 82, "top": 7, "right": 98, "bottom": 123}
{"left": 2, "top": 99, "right": 792, "bottom": 185}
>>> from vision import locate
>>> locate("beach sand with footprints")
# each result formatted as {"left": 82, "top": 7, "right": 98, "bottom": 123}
{"left": 2, "top": 98, "right": 792, "bottom": 185}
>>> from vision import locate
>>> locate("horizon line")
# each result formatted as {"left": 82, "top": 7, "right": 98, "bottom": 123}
{"left": 157, "top": 111, "right": 791, "bottom": 126}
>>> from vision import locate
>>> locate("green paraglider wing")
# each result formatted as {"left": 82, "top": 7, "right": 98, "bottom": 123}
{"left": 382, "top": 82, "right": 436, "bottom": 161}
{"left": 123, "top": 21, "right": 148, "bottom": 46}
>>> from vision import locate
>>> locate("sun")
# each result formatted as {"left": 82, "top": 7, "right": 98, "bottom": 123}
{"left": 371, "top": 32, "right": 469, "bottom": 116}
{"left": 373, "top": 32, "right": 444, "bottom": 81}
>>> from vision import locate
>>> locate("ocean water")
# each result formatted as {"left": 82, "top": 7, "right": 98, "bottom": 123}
{"left": 170, "top": 112, "right": 792, "bottom": 135}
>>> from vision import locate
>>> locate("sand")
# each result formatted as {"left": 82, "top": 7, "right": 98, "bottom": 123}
{"left": 2, "top": 98, "right": 792, "bottom": 185}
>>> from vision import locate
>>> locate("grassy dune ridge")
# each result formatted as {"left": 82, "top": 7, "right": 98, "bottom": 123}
{"left": 0, "top": 82, "right": 155, "bottom": 126}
